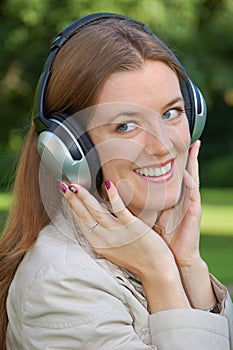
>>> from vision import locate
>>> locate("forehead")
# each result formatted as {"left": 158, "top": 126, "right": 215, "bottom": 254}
{"left": 96, "top": 60, "right": 182, "bottom": 107}
{"left": 82, "top": 61, "right": 183, "bottom": 128}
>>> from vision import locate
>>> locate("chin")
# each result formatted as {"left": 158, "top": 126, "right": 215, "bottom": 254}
{"left": 163, "top": 187, "right": 182, "bottom": 210}
{"left": 134, "top": 195, "right": 179, "bottom": 215}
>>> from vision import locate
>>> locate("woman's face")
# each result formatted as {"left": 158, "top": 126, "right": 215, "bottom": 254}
{"left": 87, "top": 61, "right": 190, "bottom": 220}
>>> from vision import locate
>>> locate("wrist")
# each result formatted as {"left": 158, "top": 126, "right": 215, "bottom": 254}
{"left": 178, "top": 257, "right": 209, "bottom": 279}
{"left": 178, "top": 258, "right": 217, "bottom": 310}
{"left": 140, "top": 265, "right": 191, "bottom": 314}
{"left": 176, "top": 254, "right": 204, "bottom": 270}
{"left": 137, "top": 252, "right": 178, "bottom": 282}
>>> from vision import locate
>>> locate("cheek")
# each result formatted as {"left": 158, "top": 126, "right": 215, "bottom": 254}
{"left": 172, "top": 118, "right": 191, "bottom": 155}
{"left": 101, "top": 159, "right": 129, "bottom": 180}
{"left": 180, "top": 124, "right": 191, "bottom": 167}
{"left": 181, "top": 118, "right": 191, "bottom": 147}
{"left": 91, "top": 137, "right": 143, "bottom": 164}
{"left": 101, "top": 161, "right": 115, "bottom": 180}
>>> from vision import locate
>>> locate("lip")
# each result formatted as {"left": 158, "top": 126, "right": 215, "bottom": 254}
{"left": 134, "top": 159, "right": 175, "bottom": 183}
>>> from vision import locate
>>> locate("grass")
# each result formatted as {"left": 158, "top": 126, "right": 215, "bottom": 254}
{"left": 0, "top": 192, "right": 11, "bottom": 211}
{"left": 200, "top": 188, "right": 233, "bottom": 236}
{"left": 0, "top": 188, "right": 233, "bottom": 285}
{"left": 200, "top": 188, "right": 233, "bottom": 286}
{"left": 200, "top": 235, "right": 233, "bottom": 284}
{"left": 0, "top": 192, "right": 11, "bottom": 233}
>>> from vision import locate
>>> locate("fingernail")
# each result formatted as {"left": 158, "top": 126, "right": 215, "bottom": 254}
{"left": 68, "top": 185, "right": 78, "bottom": 194}
{"left": 58, "top": 182, "right": 67, "bottom": 194}
{"left": 105, "top": 180, "right": 111, "bottom": 190}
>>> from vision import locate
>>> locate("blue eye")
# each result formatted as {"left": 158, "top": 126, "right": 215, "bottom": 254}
{"left": 117, "top": 122, "right": 138, "bottom": 133}
{"left": 162, "top": 108, "right": 184, "bottom": 120}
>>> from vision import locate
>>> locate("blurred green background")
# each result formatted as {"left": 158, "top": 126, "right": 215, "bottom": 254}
{"left": 0, "top": 0, "right": 233, "bottom": 288}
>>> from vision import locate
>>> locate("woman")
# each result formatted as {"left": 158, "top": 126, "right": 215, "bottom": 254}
{"left": 0, "top": 13, "right": 232, "bottom": 349}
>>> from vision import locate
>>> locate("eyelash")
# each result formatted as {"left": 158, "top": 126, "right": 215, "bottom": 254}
{"left": 115, "top": 107, "right": 185, "bottom": 134}
{"left": 161, "top": 107, "right": 185, "bottom": 120}
{"left": 116, "top": 121, "right": 139, "bottom": 134}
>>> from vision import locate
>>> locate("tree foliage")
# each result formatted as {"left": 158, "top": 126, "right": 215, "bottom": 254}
{"left": 0, "top": 0, "right": 232, "bottom": 186}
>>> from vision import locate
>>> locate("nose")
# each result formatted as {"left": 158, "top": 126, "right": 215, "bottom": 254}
{"left": 143, "top": 123, "right": 173, "bottom": 157}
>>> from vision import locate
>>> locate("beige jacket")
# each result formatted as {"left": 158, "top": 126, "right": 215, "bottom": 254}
{"left": 6, "top": 206, "right": 233, "bottom": 349}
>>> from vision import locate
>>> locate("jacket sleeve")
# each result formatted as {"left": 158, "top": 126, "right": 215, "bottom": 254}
{"left": 149, "top": 274, "right": 233, "bottom": 350}
{"left": 149, "top": 308, "right": 230, "bottom": 349}
{"left": 18, "top": 263, "right": 233, "bottom": 350}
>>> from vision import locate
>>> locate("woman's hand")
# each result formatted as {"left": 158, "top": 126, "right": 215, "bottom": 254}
{"left": 157, "top": 140, "right": 217, "bottom": 309}
{"left": 62, "top": 180, "right": 175, "bottom": 278}
{"left": 157, "top": 140, "right": 202, "bottom": 266}
{"left": 59, "top": 180, "right": 190, "bottom": 313}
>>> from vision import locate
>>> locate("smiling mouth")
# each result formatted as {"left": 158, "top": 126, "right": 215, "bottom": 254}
{"left": 135, "top": 161, "right": 173, "bottom": 177}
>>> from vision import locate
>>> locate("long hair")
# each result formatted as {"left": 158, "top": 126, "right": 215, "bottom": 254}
{"left": 0, "top": 18, "right": 186, "bottom": 348}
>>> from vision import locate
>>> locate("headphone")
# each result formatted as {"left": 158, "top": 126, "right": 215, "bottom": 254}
{"left": 33, "top": 12, "right": 207, "bottom": 193}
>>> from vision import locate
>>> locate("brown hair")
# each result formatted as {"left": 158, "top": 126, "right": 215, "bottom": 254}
{"left": 0, "top": 18, "right": 186, "bottom": 348}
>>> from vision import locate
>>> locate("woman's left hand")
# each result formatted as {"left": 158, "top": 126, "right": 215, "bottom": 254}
{"left": 157, "top": 140, "right": 202, "bottom": 266}
{"left": 157, "top": 140, "right": 217, "bottom": 309}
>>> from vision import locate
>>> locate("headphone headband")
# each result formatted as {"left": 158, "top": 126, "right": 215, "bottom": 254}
{"left": 51, "top": 13, "right": 135, "bottom": 49}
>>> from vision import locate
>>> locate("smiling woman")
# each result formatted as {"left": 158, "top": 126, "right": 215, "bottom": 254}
{"left": 0, "top": 12, "right": 232, "bottom": 350}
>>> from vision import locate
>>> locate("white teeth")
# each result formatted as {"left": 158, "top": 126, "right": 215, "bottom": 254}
{"left": 135, "top": 162, "right": 172, "bottom": 177}
{"left": 161, "top": 167, "right": 167, "bottom": 175}
{"left": 149, "top": 168, "right": 154, "bottom": 176}
{"left": 165, "top": 162, "right": 172, "bottom": 172}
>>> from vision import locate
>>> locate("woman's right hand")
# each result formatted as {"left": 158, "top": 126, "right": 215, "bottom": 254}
{"left": 60, "top": 181, "right": 190, "bottom": 312}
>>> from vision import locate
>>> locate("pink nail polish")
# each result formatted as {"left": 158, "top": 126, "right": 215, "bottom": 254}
{"left": 105, "top": 180, "right": 111, "bottom": 190}
{"left": 58, "top": 182, "right": 67, "bottom": 194}
{"left": 68, "top": 185, "right": 78, "bottom": 194}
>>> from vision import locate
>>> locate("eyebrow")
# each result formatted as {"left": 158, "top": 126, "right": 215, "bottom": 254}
{"left": 107, "top": 97, "right": 184, "bottom": 122}
{"left": 108, "top": 110, "right": 141, "bottom": 123}
{"left": 163, "top": 97, "right": 184, "bottom": 110}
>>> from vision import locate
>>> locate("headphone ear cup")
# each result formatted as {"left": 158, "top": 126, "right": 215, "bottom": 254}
{"left": 37, "top": 130, "right": 86, "bottom": 183}
{"left": 58, "top": 114, "right": 103, "bottom": 192}
{"left": 37, "top": 116, "right": 103, "bottom": 193}
{"left": 179, "top": 78, "right": 207, "bottom": 144}
{"left": 179, "top": 78, "right": 195, "bottom": 133}
{"left": 188, "top": 81, "right": 207, "bottom": 144}
{"left": 74, "top": 126, "right": 103, "bottom": 192}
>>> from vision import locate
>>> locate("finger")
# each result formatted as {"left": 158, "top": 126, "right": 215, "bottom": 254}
{"left": 59, "top": 182, "right": 109, "bottom": 228}
{"left": 69, "top": 184, "right": 104, "bottom": 214}
{"left": 183, "top": 170, "right": 199, "bottom": 190}
{"left": 186, "top": 140, "right": 201, "bottom": 188}
{"left": 104, "top": 180, "right": 134, "bottom": 224}
{"left": 157, "top": 203, "right": 187, "bottom": 237}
